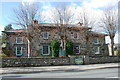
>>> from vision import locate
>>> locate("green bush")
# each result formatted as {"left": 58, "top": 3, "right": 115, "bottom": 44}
{"left": 51, "top": 40, "right": 60, "bottom": 57}
{"left": 0, "top": 54, "right": 8, "bottom": 57}
{"left": 66, "top": 40, "right": 73, "bottom": 55}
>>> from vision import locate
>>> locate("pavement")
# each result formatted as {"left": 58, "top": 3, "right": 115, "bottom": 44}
{"left": 0, "top": 63, "right": 119, "bottom": 74}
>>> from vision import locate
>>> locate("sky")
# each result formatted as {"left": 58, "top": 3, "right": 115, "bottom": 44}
{"left": 0, "top": 0, "right": 119, "bottom": 44}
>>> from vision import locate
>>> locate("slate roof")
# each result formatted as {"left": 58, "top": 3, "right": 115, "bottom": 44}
{"left": 2, "top": 23, "right": 107, "bottom": 36}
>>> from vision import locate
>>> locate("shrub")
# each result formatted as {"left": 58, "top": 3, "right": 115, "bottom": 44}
{"left": 51, "top": 40, "right": 60, "bottom": 57}
{"left": 115, "top": 49, "right": 120, "bottom": 55}
{"left": 66, "top": 40, "right": 73, "bottom": 55}
{"left": 0, "top": 53, "right": 8, "bottom": 57}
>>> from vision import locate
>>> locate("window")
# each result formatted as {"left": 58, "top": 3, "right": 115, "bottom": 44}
{"left": 74, "top": 45, "right": 80, "bottom": 54}
{"left": 43, "top": 32, "right": 49, "bottom": 39}
{"left": 94, "top": 38, "right": 99, "bottom": 44}
{"left": 16, "top": 37, "right": 23, "bottom": 44}
{"left": 74, "top": 33, "right": 78, "bottom": 39}
{"left": 16, "top": 47, "right": 22, "bottom": 56}
{"left": 94, "top": 46, "right": 100, "bottom": 54}
{"left": 42, "top": 45, "right": 50, "bottom": 55}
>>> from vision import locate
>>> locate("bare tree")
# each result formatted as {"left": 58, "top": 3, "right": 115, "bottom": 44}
{"left": 13, "top": 3, "right": 43, "bottom": 57}
{"left": 50, "top": 3, "right": 75, "bottom": 57}
{"left": 77, "top": 7, "right": 97, "bottom": 28}
{"left": 100, "top": 7, "right": 118, "bottom": 55}
{"left": 77, "top": 7, "right": 97, "bottom": 55}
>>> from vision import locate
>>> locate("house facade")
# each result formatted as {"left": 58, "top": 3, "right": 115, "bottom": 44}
{"left": 3, "top": 22, "right": 109, "bottom": 57}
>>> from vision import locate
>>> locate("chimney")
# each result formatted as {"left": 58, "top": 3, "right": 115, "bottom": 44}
{"left": 77, "top": 22, "right": 83, "bottom": 26}
{"left": 33, "top": 20, "right": 38, "bottom": 24}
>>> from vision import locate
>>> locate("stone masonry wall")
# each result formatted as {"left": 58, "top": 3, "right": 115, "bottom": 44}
{"left": 2, "top": 57, "right": 70, "bottom": 67}
{"left": 7, "top": 27, "right": 108, "bottom": 57}
{"left": 1, "top": 56, "right": 119, "bottom": 67}
{"left": 84, "top": 56, "right": 120, "bottom": 64}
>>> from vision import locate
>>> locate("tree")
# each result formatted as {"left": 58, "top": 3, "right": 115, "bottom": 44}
{"left": 13, "top": 3, "right": 43, "bottom": 58}
{"left": 1, "top": 24, "right": 13, "bottom": 56}
{"left": 77, "top": 7, "right": 97, "bottom": 55}
{"left": 77, "top": 7, "right": 97, "bottom": 28}
{"left": 100, "top": 7, "right": 117, "bottom": 55}
{"left": 50, "top": 2, "right": 75, "bottom": 57}
{"left": 66, "top": 40, "right": 73, "bottom": 55}
{"left": 51, "top": 40, "right": 60, "bottom": 57}
{"left": 2, "top": 24, "right": 13, "bottom": 43}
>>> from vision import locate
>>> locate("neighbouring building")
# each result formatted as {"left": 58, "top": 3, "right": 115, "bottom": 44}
{"left": 114, "top": 44, "right": 120, "bottom": 50}
{"left": 3, "top": 21, "right": 109, "bottom": 57}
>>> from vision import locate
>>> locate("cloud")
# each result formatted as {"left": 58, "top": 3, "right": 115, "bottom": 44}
{"left": 82, "top": 0, "right": 119, "bottom": 9}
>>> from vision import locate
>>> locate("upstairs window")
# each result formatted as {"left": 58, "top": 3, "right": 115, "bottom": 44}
{"left": 43, "top": 32, "right": 49, "bottom": 39}
{"left": 74, "top": 33, "right": 78, "bottom": 39}
{"left": 94, "top": 38, "right": 99, "bottom": 44}
{"left": 74, "top": 45, "right": 80, "bottom": 54}
{"left": 42, "top": 45, "right": 50, "bottom": 55}
{"left": 16, "top": 47, "right": 22, "bottom": 56}
{"left": 16, "top": 37, "right": 23, "bottom": 44}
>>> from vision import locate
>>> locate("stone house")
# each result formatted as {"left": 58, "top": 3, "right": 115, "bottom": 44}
{"left": 3, "top": 21, "right": 109, "bottom": 57}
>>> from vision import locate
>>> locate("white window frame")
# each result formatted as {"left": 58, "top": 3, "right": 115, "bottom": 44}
{"left": 16, "top": 47, "right": 23, "bottom": 56}
{"left": 94, "top": 38, "right": 99, "bottom": 44}
{"left": 16, "top": 37, "right": 23, "bottom": 44}
{"left": 43, "top": 32, "right": 49, "bottom": 39}
{"left": 74, "top": 45, "right": 80, "bottom": 54}
{"left": 42, "top": 45, "right": 50, "bottom": 55}
{"left": 95, "top": 47, "right": 100, "bottom": 54}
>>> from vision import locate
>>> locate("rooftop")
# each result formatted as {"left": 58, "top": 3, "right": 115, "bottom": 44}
{"left": 2, "top": 23, "right": 107, "bottom": 36}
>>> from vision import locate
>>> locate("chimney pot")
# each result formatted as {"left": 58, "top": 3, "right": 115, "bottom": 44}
{"left": 77, "top": 22, "right": 83, "bottom": 26}
{"left": 33, "top": 20, "right": 38, "bottom": 24}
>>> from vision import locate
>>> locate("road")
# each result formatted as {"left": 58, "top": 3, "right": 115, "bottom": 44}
{"left": 1, "top": 68, "right": 119, "bottom": 78}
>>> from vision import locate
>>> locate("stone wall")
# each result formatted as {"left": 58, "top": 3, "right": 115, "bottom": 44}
{"left": 1, "top": 57, "right": 70, "bottom": 67}
{"left": 7, "top": 26, "right": 108, "bottom": 57}
{"left": 88, "top": 56, "right": 120, "bottom": 64}
{"left": 84, "top": 56, "right": 120, "bottom": 64}
{"left": 1, "top": 56, "right": 119, "bottom": 67}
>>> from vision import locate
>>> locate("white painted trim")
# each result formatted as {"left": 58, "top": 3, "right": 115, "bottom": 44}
{"left": 15, "top": 47, "right": 17, "bottom": 55}
{"left": 94, "top": 38, "right": 99, "bottom": 44}
{"left": 95, "top": 46, "right": 100, "bottom": 54}
{"left": 74, "top": 45, "right": 80, "bottom": 54}
{"left": 16, "top": 47, "right": 23, "bottom": 56}
{"left": 43, "top": 32, "right": 49, "bottom": 39}
{"left": 42, "top": 45, "right": 50, "bottom": 56}
{"left": 16, "top": 37, "right": 23, "bottom": 44}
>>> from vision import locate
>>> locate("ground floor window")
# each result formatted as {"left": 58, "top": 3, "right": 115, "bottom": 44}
{"left": 94, "top": 46, "right": 100, "bottom": 54}
{"left": 16, "top": 47, "right": 23, "bottom": 56}
{"left": 74, "top": 45, "right": 80, "bottom": 54}
{"left": 42, "top": 45, "right": 50, "bottom": 55}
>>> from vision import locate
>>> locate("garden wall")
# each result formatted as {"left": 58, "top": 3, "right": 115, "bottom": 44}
{"left": 88, "top": 56, "right": 120, "bottom": 64}
{"left": 1, "top": 57, "right": 70, "bottom": 67}
{"left": 1, "top": 56, "right": 120, "bottom": 67}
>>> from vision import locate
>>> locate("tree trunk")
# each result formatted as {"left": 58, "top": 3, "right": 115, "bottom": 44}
{"left": 27, "top": 38, "right": 31, "bottom": 58}
{"left": 85, "top": 37, "right": 89, "bottom": 55}
{"left": 110, "top": 37, "right": 114, "bottom": 55}
{"left": 63, "top": 39, "right": 66, "bottom": 57}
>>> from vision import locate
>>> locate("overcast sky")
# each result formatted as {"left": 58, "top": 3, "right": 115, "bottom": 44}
{"left": 0, "top": 0, "right": 119, "bottom": 43}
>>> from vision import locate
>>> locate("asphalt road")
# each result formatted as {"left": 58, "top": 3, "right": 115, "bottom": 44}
{"left": 1, "top": 68, "right": 119, "bottom": 78}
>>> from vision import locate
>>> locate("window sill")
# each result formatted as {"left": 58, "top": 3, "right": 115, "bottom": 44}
{"left": 16, "top": 43, "right": 24, "bottom": 44}
{"left": 94, "top": 43, "right": 99, "bottom": 44}
{"left": 42, "top": 54, "right": 50, "bottom": 56}
{"left": 95, "top": 53, "right": 100, "bottom": 54}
